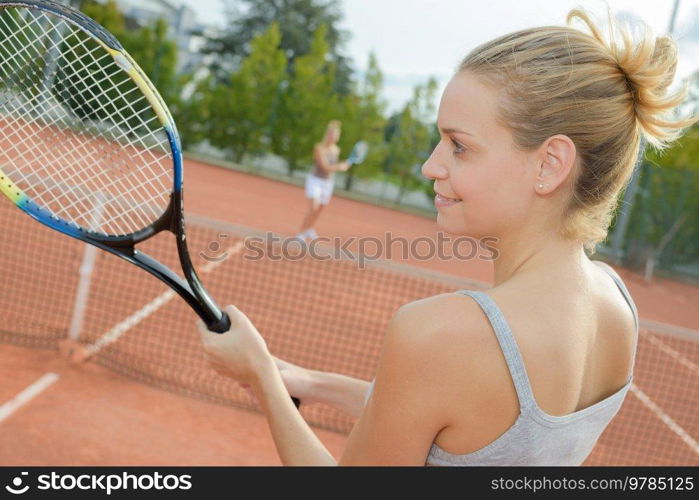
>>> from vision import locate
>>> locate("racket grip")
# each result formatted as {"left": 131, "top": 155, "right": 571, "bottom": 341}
{"left": 208, "top": 311, "right": 232, "bottom": 334}
{"left": 292, "top": 397, "right": 301, "bottom": 408}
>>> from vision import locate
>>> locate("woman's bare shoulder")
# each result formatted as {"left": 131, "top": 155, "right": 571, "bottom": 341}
{"left": 385, "top": 292, "right": 499, "bottom": 366}
{"left": 392, "top": 292, "right": 489, "bottom": 335}
{"left": 383, "top": 292, "right": 520, "bottom": 436}
{"left": 590, "top": 259, "right": 624, "bottom": 281}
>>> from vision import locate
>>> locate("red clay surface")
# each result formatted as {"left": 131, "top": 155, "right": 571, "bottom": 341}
{"left": 1, "top": 157, "right": 697, "bottom": 465}
{"left": 0, "top": 344, "right": 345, "bottom": 465}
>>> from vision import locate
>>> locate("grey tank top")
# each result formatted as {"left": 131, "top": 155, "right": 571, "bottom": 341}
{"left": 364, "top": 262, "right": 639, "bottom": 466}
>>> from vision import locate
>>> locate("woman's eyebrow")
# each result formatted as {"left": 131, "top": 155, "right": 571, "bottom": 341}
{"left": 440, "top": 127, "right": 475, "bottom": 136}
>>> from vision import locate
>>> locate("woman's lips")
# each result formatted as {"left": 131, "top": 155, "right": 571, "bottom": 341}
{"left": 434, "top": 193, "right": 462, "bottom": 209}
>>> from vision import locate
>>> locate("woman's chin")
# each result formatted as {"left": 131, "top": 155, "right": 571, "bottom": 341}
{"left": 435, "top": 213, "right": 466, "bottom": 235}
{"left": 435, "top": 215, "right": 487, "bottom": 240}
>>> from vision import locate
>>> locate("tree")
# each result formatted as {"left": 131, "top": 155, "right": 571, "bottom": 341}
{"left": 215, "top": 22, "right": 286, "bottom": 162}
{"left": 202, "top": 0, "right": 352, "bottom": 93}
{"left": 78, "top": 0, "right": 126, "bottom": 35}
{"left": 120, "top": 18, "right": 178, "bottom": 106}
{"left": 54, "top": 1, "right": 135, "bottom": 130}
{"left": 338, "top": 52, "right": 387, "bottom": 190}
{"left": 170, "top": 73, "right": 216, "bottom": 150}
{"left": 271, "top": 25, "right": 337, "bottom": 173}
{"left": 56, "top": 1, "right": 178, "bottom": 134}
{"left": 625, "top": 124, "right": 699, "bottom": 280}
{"left": 684, "top": 71, "right": 699, "bottom": 116}
{"left": 384, "top": 78, "right": 439, "bottom": 203}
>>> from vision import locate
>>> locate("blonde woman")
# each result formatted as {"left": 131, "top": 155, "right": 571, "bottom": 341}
{"left": 295, "top": 120, "right": 351, "bottom": 241}
{"left": 199, "top": 9, "right": 697, "bottom": 465}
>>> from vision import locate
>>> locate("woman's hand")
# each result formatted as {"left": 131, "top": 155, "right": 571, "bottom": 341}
{"left": 198, "top": 305, "right": 274, "bottom": 385}
{"left": 273, "top": 356, "right": 319, "bottom": 405}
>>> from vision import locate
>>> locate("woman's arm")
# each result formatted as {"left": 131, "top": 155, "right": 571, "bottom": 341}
{"left": 311, "top": 371, "right": 370, "bottom": 418}
{"left": 313, "top": 144, "right": 350, "bottom": 172}
{"left": 250, "top": 357, "right": 337, "bottom": 465}
{"left": 199, "top": 299, "right": 462, "bottom": 465}
{"left": 199, "top": 306, "right": 337, "bottom": 465}
{"left": 274, "top": 357, "right": 370, "bottom": 418}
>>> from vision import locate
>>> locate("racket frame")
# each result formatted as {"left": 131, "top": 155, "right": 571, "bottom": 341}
{"left": 348, "top": 140, "right": 369, "bottom": 165}
{"left": 0, "top": 0, "right": 230, "bottom": 333}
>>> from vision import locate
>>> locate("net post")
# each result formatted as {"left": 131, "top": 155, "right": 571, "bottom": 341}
{"left": 61, "top": 192, "right": 106, "bottom": 363}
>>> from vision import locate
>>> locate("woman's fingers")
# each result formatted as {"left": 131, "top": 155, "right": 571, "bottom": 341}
{"left": 223, "top": 304, "right": 251, "bottom": 329}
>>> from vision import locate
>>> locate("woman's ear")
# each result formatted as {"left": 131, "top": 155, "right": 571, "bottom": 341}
{"left": 535, "top": 135, "right": 576, "bottom": 194}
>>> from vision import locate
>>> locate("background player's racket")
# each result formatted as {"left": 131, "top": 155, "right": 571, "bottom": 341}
{"left": 347, "top": 140, "right": 369, "bottom": 166}
{"left": 0, "top": 0, "right": 301, "bottom": 406}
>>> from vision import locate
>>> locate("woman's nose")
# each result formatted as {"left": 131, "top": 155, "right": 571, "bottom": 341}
{"left": 421, "top": 148, "right": 448, "bottom": 180}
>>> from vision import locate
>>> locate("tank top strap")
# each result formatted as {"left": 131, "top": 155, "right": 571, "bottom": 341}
{"left": 455, "top": 289, "right": 537, "bottom": 413}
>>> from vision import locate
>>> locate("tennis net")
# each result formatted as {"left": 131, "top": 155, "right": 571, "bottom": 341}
{"left": 0, "top": 198, "right": 697, "bottom": 465}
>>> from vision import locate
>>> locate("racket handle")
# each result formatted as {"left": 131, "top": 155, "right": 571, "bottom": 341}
{"left": 207, "top": 310, "right": 232, "bottom": 334}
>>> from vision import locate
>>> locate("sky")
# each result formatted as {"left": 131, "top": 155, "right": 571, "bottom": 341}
{"left": 178, "top": 0, "right": 699, "bottom": 114}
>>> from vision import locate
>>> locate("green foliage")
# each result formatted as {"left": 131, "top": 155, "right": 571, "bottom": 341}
{"left": 0, "top": 8, "right": 48, "bottom": 96}
{"left": 200, "top": 0, "right": 352, "bottom": 93}
{"left": 209, "top": 22, "right": 286, "bottom": 162}
{"left": 338, "top": 52, "right": 388, "bottom": 189}
{"left": 121, "top": 18, "right": 178, "bottom": 105}
{"left": 169, "top": 73, "right": 215, "bottom": 149}
{"left": 77, "top": 0, "right": 126, "bottom": 34}
{"left": 54, "top": 1, "right": 135, "bottom": 128}
{"left": 271, "top": 25, "right": 337, "bottom": 173}
{"left": 384, "top": 78, "right": 439, "bottom": 202}
{"left": 625, "top": 126, "right": 699, "bottom": 268}
{"left": 51, "top": 1, "right": 178, "bottom": 135}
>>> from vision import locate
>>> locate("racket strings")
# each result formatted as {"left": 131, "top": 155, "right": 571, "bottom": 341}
{"left": 0, "top": 7, "right": 173, "bottom": 236}
{"left": 0, "top": 23, "right": 170, "bottom": 235}
{"left": 0, "top": 12, "right": 172, "bottom": 232}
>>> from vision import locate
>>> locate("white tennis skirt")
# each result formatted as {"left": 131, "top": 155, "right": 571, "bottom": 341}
{"left": 304, "top": 173, "right": 335, "bottom": 205}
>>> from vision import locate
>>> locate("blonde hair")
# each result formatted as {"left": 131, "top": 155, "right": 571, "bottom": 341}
{"left": 459, "top": 7, "right": 699, "bottom": 252}
{"left": 326, "top": 120, "right": 341, "bottom": 133}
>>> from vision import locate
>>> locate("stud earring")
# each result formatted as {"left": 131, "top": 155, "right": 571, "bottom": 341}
{"left": 538, "top": 183, "right": 544, "bottom": 189}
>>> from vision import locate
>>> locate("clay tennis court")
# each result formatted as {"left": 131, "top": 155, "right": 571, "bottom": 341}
{"left": 1, "top": 157, "right": 697, "bottom": 465}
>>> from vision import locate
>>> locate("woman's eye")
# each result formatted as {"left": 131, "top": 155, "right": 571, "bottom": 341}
{"left": 451, "top": 138, "right": 467, "bottom": 155}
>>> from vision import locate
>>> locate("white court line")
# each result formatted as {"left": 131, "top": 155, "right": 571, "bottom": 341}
{"left": 83, "top": 241, "right": 245, "bottom": 356}
{"left": 644, "top": 333, "right": 699, "bottom": 377}
{"left": 629, "top": 330, "right": 699, "bottom": 456}
{"left": 629, "top": 383, "right": 699, "bottom": 456}
{"left": 0, "top": 373, "right": 60, "bottom": 424}
{"left": 84, "top": 289, "right": 176, "bottom": 357}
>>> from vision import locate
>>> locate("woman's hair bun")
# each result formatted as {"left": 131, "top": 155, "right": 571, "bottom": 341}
{"left": 567, "top": 7, "right": 695, "bottom": 151}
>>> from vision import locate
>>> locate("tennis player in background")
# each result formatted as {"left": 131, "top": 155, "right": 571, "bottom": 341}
{"left": 294, "top": 120, "right": 351, "bottom": 241}
{"left": 199, "top": 8, "right": 698, "bottom": 465}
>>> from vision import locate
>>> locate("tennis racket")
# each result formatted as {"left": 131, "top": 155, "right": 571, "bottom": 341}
{"left": 0, "top": 1, "right": 301, "bottom": 406}
{"left": 347, "top": 140, "right": 368, "bottom": 166}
